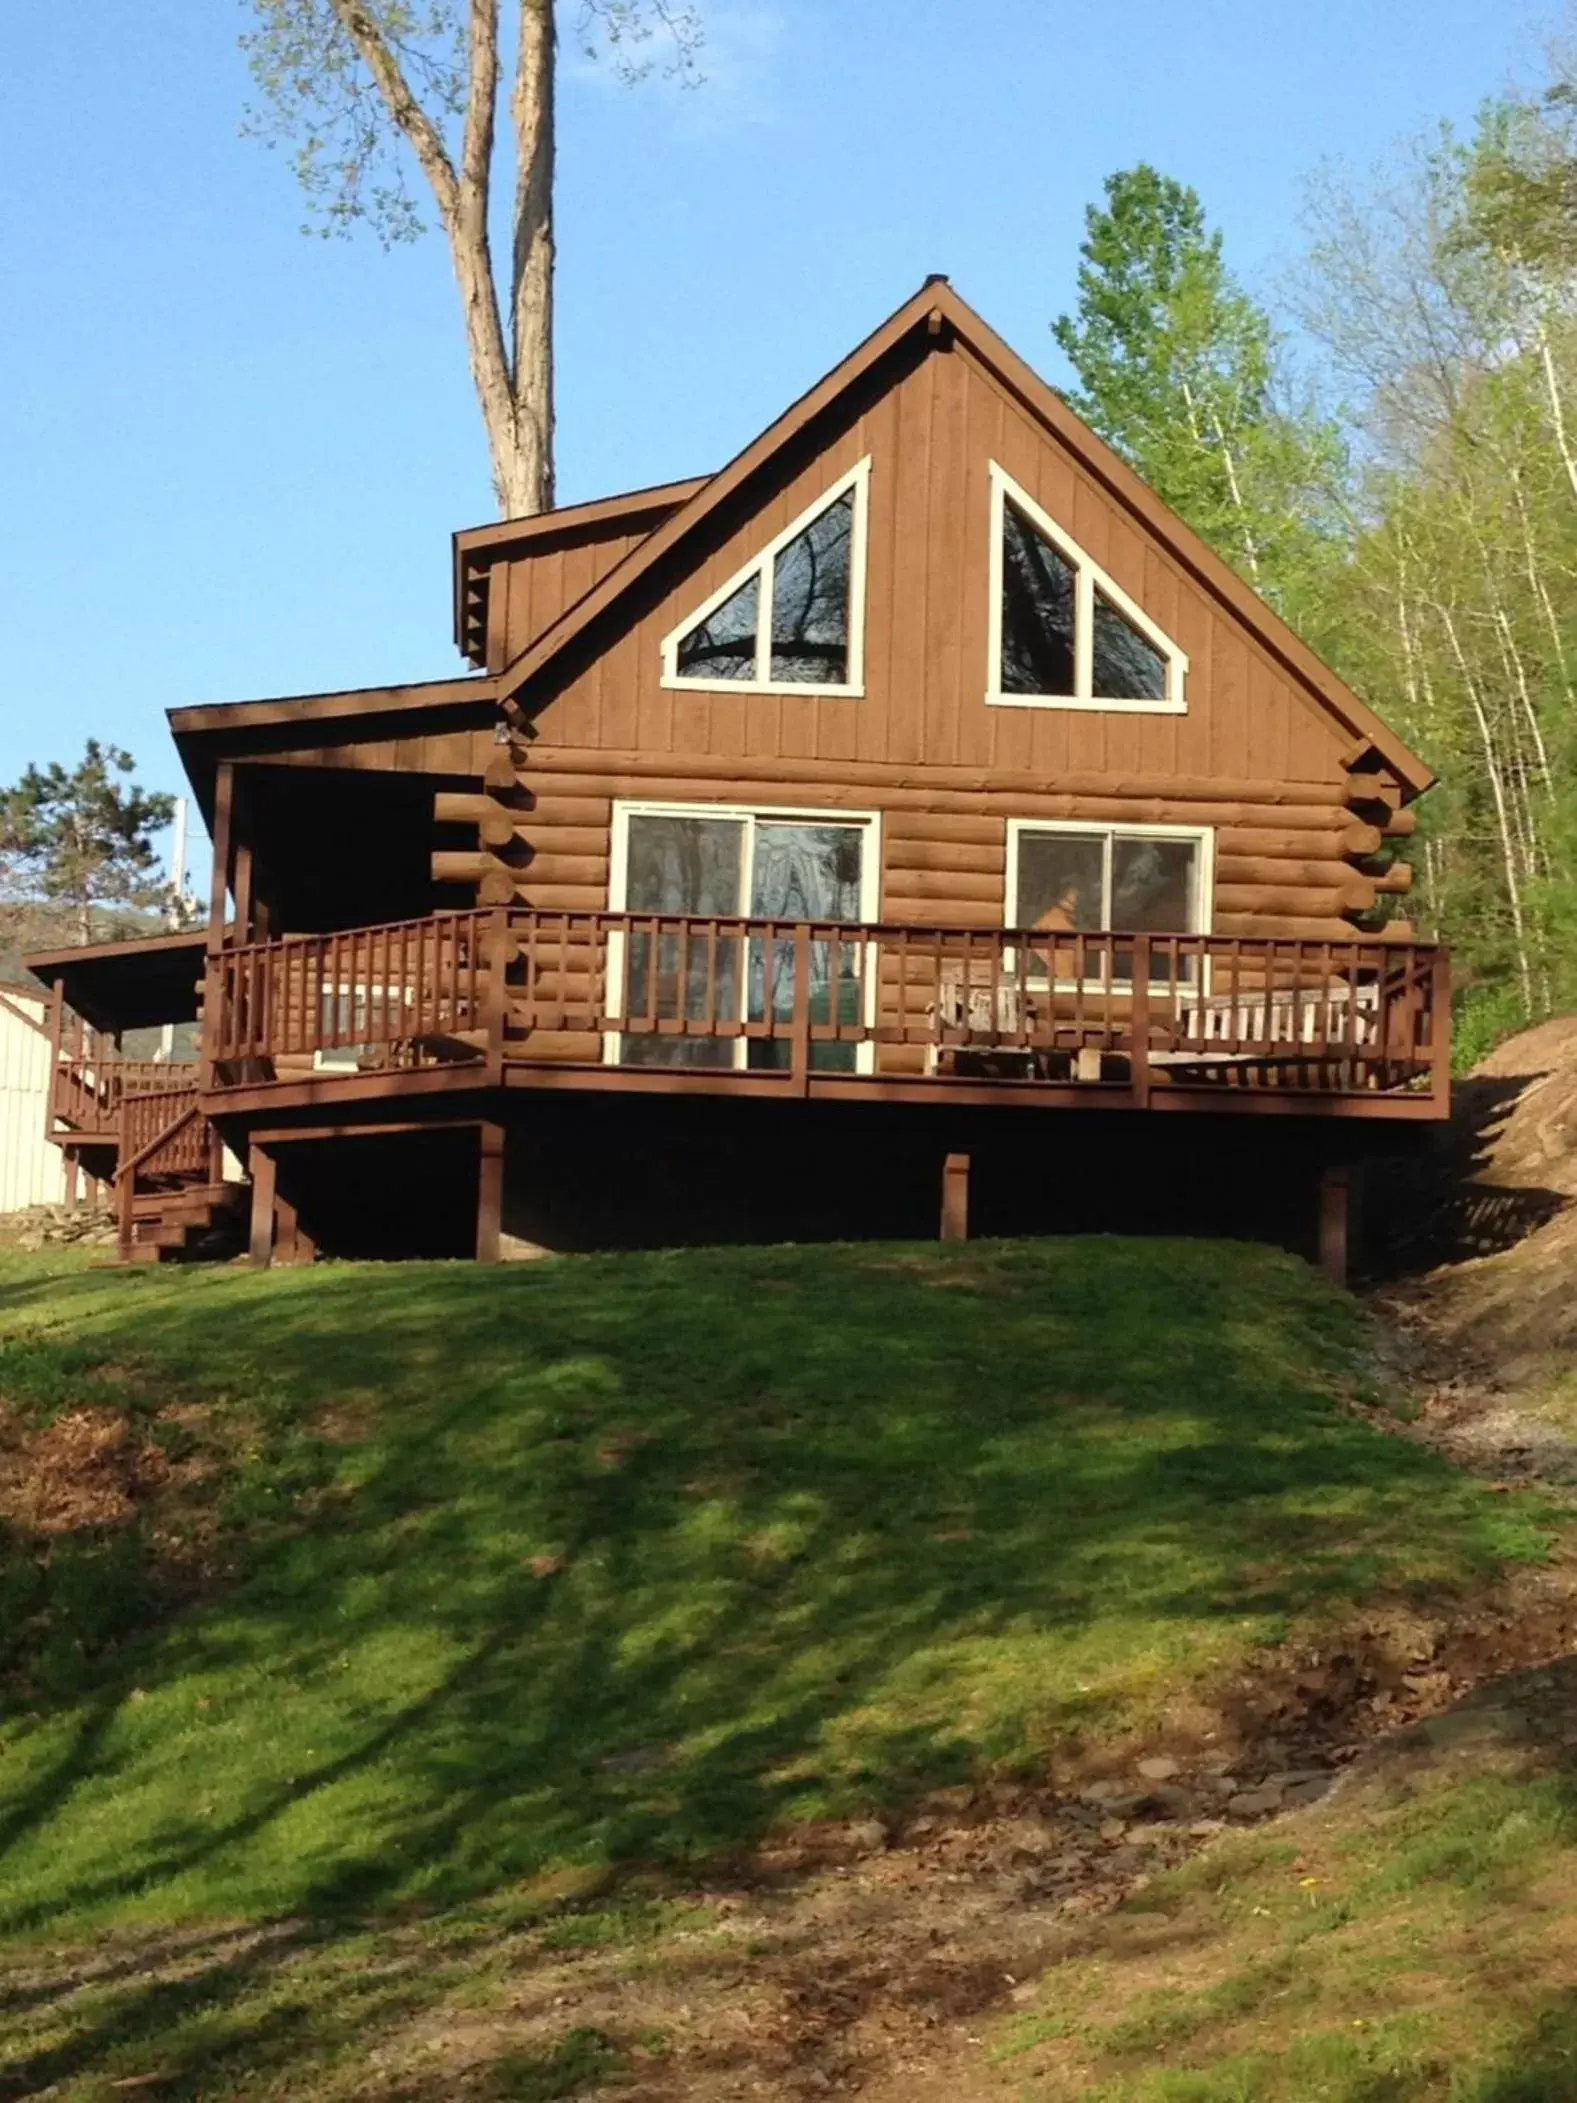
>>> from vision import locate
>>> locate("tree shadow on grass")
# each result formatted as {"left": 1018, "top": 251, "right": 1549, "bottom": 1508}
{"left": 0, "top": 1242, "right": 1551, "bottom": 1951}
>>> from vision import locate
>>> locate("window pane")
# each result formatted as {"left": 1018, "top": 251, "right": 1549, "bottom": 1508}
{"left": 675, "top": 573, "right": 760, "bottom": 681}
{"left": 625, "top": 815, "right": 743, "bottom": 916}
{"left": 1012, "top": 832, "right": 1105, "bottom": 931}
{"left": 749, "top": 822, "right": 863, "bottom": 922}
{"left": 770, "top": 490, "right": 854, "bottom": 684}
{"left": 1000, "top": 501, "right": 1077, "bottom": 696}
{"left": 1111, "top": 836, "right": 1196, "bottom": 932}
{"left": 747, "top": 822, "right": 864, "bottom": 1071}
{"left": 622, "top": 814, "right": 743, "bottom": 1067}
{"left": 1092, "top": 590, "right": 1166, "bottom": 701}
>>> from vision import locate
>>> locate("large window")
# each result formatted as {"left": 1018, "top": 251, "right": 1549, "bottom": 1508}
{"left": 608, "top": 802, "right": 879, "bottom": 1070}
{"left": 661, "top": 459, "right": 870, "bottom": 696}
{"left": 1007, "top": 821, "right": 1211, "bottom": 979}
{"left": 988, "top": 463, "right": 1187, "bottom": 713}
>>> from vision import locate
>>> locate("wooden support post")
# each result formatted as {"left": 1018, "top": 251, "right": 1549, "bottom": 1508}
{"left": 45, "top": 979, "right": 64, "bottom": 1137}
{"left": 208, "top": 762, "right": 234, "bottom": 941}
{"left": 202, "top": 761, "right": 235, "bottom": 1095}
{"left": 1317, "top": 1163, "right": 1351, "bottom": 1287}
{"left": 274, "top": 1192, "right": 316, "bottom": 1267}
{"left": 477, "top": 1121, "right": 504, "bottom": 1264}
{"left": 233, "top": 841, "right": 254, "bottom": 944}
{"left": 64, "top": 1152, "right": 80, "bottom": 1212}
{"left": 116, "top": 1159, "right": 135, "bottom": 1266}
{"left": 941, "top": 1151, "right": 970, "bottom": 1243}
{"left": 248, "top": 1142, "right": 277, "bottom": 1269}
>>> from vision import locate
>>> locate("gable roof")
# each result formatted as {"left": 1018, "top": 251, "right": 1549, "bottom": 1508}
{"left": 495, "top": 278, "right": 1434, "bottom": 801}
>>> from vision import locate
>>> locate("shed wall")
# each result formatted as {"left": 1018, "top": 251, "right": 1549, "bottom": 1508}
{"left": 0, "top": 996, "right": 66, "bottom": 1212}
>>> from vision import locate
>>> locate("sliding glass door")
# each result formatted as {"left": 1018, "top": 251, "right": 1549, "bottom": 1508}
{"left": 613, "top": 806, "right": 874, "bottom": 1070}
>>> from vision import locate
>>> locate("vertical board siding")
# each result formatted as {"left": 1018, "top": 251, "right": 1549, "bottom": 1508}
{"left": 493, "top": 525, "right": 652, "bottom": 671}
{"left": 0, "top": 998, "right": 66, "bottom": 1213}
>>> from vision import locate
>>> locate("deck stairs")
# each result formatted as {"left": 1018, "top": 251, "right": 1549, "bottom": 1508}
{"left": 125, "top": 1180, "right": 246, "bottom": 1264}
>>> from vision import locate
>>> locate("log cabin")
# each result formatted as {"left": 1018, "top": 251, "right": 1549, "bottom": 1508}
{"left": 25, "top": 279, "right": 1447, "bottom": 1279}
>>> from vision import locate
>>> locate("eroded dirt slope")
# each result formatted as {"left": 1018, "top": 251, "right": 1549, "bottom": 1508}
{"left": 1376, "top": 1017, "right": 1577, "bottom": 1411}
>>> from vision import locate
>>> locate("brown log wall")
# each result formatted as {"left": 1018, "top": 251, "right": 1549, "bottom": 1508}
{"left": 464, "top": 746, "right": 1411, "bottom": 1071}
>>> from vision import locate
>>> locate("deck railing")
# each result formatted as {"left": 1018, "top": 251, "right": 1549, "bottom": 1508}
{"left": 50, "top": 1019, "right": 197, "bottom": 1136}
{"left": 207, "top": 910, "right": 492, "bottom": 1068}
{"left": 204, "top": 909, "right": 1450, "bottom": 1110}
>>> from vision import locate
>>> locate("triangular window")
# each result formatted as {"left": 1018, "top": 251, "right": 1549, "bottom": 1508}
{"left": 663, "top": 459, "right": 869, "bottom": 694}
{"left": 989, "top": 464, "right": 1186, "bottom": 712}
{"left": 675, "top": 575, "right": 759, "bottom": 682}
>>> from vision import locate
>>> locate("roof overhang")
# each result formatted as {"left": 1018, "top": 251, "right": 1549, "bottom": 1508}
{"left": 168, "top": 675, "right": 499, "bottom": 823}
{"left": 24, "top": 927, "right": 210, "bottom": 1032}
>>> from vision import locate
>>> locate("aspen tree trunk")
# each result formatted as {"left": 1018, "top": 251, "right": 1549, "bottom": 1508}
{"left": 1538, "top": 323, "right": 1577, "bottom": 507}
{"left": 1508, "top": 462, "right": 1572, "bottom": 699}
{"left": 1179, "top": 375, "right": 1261, "bottom": 581}
{"left": 1436, "top": 601, "right": 1535, "bottom": 1015}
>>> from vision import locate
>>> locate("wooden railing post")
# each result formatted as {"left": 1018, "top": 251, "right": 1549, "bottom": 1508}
{"left": 485, "top": 907, "right": 509, "bottom": 1081}
{"left": 790, "top": 923, "right": 812, "bottom": 1096}
{"left": 116, "top": 1101, "right": 136, "bottom": 1265}
{"left": 1131, "top": 936, "right": 1151, "bottom": 1109}
{"left": 1431, "top": 946, "right": 1452, "bottom": 1116}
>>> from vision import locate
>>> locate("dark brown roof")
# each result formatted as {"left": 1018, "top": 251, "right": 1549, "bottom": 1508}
{"left": 494, "top": 278, "right": 1434, "bottom": 801}
{"left": 23, "top": 927, "right": 210, "bottom": 1032}
{"left": 167, "top": 676, "right": 499, "bottom": 820}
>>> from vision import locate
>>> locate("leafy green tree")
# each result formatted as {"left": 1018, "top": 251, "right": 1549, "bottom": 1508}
{"left": 0, "top": 743, "right": 175, "bottom": 946}
{"left": 1052, "top": 165, "right": 1347, "bottom": 624}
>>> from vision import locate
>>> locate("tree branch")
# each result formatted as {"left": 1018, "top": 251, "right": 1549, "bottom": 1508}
{"left": 326, "top": 0, "right": 462, "bottom": 224}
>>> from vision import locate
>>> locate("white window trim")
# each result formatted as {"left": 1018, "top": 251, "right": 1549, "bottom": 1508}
{"left": 986, "top": 462, "right": 1188, "bottom": 714}
{"left": 606, "top": 798, "right": 882, "bottom": 1072}
{"left": 1004, "top": 817, "right": 1214, "bottom": 990}
{"left": 659, "top": 458, "right": 871, "bottom": 698}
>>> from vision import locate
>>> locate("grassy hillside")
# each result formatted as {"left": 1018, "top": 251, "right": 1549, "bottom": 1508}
{"left": 0, "top": 1239, "right": 1562, "bottom": 2099}
{"left": 1000, "top": 1688, "right": 1577, "bottom": 2101}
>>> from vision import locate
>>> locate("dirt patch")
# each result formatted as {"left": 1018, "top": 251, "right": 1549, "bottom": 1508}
{"left": 1372, "top": 1017, "right": 1577, "bottom": 1389}
{"left": 0, "top": 1406, "right": 170, "bottom": 1534}
{"left": 1367, "top": 1293, "right": 1577, "bottom": 1486}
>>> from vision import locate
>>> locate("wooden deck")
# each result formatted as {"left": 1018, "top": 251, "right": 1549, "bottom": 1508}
{"left": 47, "top": 1020, "right": 229, "bottom": 1260}
{"left": 199, "top": 908, "right": 1450, "bottom": 1122}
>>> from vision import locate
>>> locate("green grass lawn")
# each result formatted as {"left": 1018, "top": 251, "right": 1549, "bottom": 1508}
{"left": 0, "top": 1237, "right": 1562, "bottom": 2099}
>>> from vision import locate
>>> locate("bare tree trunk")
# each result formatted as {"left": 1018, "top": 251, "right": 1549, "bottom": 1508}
{"left": 509, "top": 0, "right": 555, "bottom": 515}
{"left": 325, "top": 0, "right": 553, "bottom": 518}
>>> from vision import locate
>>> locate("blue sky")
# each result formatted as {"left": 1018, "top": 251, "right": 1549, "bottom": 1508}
{"left": 0, "top": 0, "right": 1545, "bottom": 854}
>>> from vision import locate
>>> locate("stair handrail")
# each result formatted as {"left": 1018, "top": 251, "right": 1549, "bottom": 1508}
{"left": 113, "top": 1099, "right": 203, "bottom": 1184}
